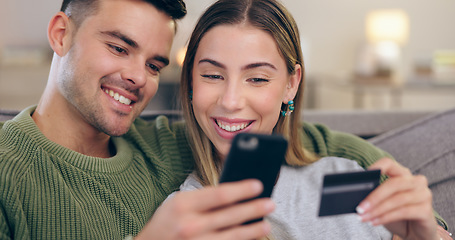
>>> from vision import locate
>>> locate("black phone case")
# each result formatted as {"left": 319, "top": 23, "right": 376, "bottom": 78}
{"left": 220, "top": 133, "right": 288, "bottom": 199}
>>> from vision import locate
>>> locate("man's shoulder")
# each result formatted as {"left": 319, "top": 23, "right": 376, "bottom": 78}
{"left": 0, "top": 108, "right": 40, "bottom": 180}
{"left": 0, "top": 140, "right": 34, "bottom": 191}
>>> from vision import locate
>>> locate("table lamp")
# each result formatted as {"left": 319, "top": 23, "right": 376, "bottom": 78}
{"left": 362, "top": 9, "right": 409, "bottom": 82}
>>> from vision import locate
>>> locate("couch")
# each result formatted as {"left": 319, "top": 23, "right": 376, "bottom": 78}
{"left": 1, "top": 107, "right": 453, "bottom": 231}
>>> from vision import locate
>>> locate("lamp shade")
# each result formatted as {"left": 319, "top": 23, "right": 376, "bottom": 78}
{"left": 366, "top": 9, "right": 409, "bottom": 46}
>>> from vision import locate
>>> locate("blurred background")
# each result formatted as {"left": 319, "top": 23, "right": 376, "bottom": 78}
{"left": 1, "top": 0, "right": 455, "bottom": 112}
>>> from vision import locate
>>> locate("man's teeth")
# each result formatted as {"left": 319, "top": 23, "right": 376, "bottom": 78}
{"left": 104, "top": 89, "right": 132, "bottom": 105}
{"left": 217, "top": 121, "right": 249, "bottom": 132}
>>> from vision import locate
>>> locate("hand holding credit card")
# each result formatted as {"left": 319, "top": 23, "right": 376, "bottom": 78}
{"left": 318, "top": 169, "right": 381, "bottom": 216}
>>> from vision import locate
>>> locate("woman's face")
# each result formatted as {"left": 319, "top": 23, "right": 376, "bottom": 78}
{"left": 191, "top": 24, "right": 300, "bottom": 158}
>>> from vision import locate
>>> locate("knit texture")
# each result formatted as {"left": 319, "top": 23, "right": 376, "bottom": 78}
{"left": 0, "top": 107, "right": 193, "bottom": 240}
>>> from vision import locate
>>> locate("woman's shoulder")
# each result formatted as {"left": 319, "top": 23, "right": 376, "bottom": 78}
{"left": 311, "top": 156, "right": 364, "bottom": 172}
{"left": 282, "top": 156, "right": 364, "bottom": 181}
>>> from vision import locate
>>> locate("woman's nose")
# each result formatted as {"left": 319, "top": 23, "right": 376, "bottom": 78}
{"left": 219, "top": 81, "right": 245, "bottom": 112}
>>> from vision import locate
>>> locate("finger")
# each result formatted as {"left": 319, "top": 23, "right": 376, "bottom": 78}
{"left": 176, "top": 179, "right": 264, "bottom": 212}
{"left": 358, "top": 175, "right": 429, "bottom": 215}
{"left": 200, "top": 198, "right": 275, "bottom": 231}
{"left": 436, "top": 225, "right": 454, "bottom": 240}
{"left": 370, "top": 202, "right": 434, "bottom": 226}
{"left": 196, "top": 220, "right": 272, "bottom": 240}
{"left": 360, "top": 178, "right": 432, "bottom": 222}
{"left": 171, "top": 198, "right": 274, "bottom": 238}
{"left": 367, "top": 158, "right": 412, "bottom": 178}
{"left": 380, "top": 203, "right": 437, "bottom": 240}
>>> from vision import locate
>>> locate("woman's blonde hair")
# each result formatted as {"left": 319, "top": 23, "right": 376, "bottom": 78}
{"left": 180, "top": 0, "right": 319, "bottom": 187}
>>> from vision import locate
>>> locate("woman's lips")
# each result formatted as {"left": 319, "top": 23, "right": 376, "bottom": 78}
{"left": 212, "top": 118, "right": 254, "bottom": 139}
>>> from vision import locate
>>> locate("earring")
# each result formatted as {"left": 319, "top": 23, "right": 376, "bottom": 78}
{"left": 189, "top": 90, "right": 193, "bottom": 101}
{"left": 281, "top": 100, "right": 294, "bottom": 116}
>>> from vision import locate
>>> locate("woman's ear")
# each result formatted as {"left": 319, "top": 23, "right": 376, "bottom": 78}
{"left": 48, "top": 12, "right": 72, "bottom": 57}
{"left": 283, "top": 64, "right": 302, "bottom": 103}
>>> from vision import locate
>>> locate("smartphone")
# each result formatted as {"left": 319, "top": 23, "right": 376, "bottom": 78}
{"left": 219, "top": 133, "right": 288, "bottom": 223}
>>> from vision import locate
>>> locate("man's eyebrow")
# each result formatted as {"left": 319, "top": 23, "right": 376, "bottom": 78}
{"left": 155, "top": 56, "right": 170, "bottom": 67}
{"left": 101, "top": 30, "right": 138, "bottom": 49}
{"left": 101, "top": 30, "right": 169, "bottom": 67}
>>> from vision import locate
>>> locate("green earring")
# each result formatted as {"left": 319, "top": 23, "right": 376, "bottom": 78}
{"left": 281, "top": 100, "right": 294, "bottom": 116}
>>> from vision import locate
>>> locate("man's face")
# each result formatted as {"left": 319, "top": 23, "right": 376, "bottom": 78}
{"left": 57, "top": 0, "right": 175, "bottom": 136}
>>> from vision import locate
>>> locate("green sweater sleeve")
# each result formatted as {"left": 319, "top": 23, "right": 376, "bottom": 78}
{"left": 301, "top": 121, "right": 448, "bottom": 230}
{"left": 301, "top": 122, "right": 393, "bottom": 169}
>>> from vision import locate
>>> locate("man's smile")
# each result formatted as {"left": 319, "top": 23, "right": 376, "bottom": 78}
{"left": 102, "top": 88, "right": 134, "bottom": 106}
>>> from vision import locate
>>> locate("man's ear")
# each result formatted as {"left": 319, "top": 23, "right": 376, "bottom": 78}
{"left": 283, "top": 64, "right": 302, "bottom": 103}
{"left": 48, "top": 12, "right": 73, "bottom": 57}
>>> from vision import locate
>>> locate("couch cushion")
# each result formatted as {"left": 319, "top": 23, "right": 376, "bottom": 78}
{"left": 303, "top": 110, "right": 432, "bottom": 139}
{"left": 0, "top": 109, "right": 20, "bottom": 121}
{"left": 370, "top": 108, "right": 455, "bottom": 231}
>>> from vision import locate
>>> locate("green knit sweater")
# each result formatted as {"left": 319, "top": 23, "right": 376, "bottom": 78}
{"left": 0, "top": 107, "right": 193, "bottom": 240}
{"left": 0, "top": 107, "right": 446, "bottom": 239}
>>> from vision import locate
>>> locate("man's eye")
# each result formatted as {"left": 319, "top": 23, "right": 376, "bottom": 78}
{"left": 147, "top": 63, "right": 161, "bottom": 74}
{"left": 108, "top": 44, "right": 127, "bottom": 54}
{"left": 201, "top": 74, "right": 223, "bottom": 80}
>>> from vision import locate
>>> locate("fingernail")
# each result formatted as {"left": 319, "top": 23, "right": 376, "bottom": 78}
{"left": 371, "top": 218, "right": 380, "bottom": 226}
{"left": 265, "top": 200, "right": 275, "bottom": 211}
{"left": 356, "top": 205, "right": 365, "bottom": 214}
{"left": 251, "top": 180, "right": 263, "bottom": 193}
{"left": 356, "top": 215, "right": 363, "bottom": 222}
{"left": 356, "top": 201, "right": 370, "bottom": 215}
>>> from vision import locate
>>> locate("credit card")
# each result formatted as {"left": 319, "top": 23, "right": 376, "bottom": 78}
{"left": 318, "top": 169, "right": 381, "bottom": 216}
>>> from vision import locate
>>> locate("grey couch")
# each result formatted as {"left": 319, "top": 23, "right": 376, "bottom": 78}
{"left": 1, "top": 108, "right": 453, "bottom": 231}
{"left": 305, "top": 108, "right": 455, "bottom": 231}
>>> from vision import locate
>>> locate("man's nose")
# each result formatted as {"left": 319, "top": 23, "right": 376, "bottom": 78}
{"left": 121, "top": 59, "right": 147, "bottom": 87}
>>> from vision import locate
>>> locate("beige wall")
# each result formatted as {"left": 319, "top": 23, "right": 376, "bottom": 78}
{"left": 1, "top": 0, "right": 454, "bottom": 110}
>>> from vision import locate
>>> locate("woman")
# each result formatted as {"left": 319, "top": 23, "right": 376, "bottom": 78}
{"left": 174, "top": 0, "right": 446, "bottom": 239}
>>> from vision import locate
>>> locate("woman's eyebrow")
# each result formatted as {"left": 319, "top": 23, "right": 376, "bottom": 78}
{"left": 198, "top": 58, "right": 226, "bottom": 68}
{"left": 198, "top": 59, "right": 276, "bottom": 71}
{"left": 242, "top": 62, "right": 277, "bottom": 71}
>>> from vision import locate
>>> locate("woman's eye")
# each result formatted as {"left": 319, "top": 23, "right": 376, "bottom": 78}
{"left": 201, "top": 74, "right": 223, "bottom": 80}
{"left": 248, "top": 78, "right": 269, "bottom": 83}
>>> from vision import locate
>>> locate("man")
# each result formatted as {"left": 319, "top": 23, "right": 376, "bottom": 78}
{"left": 0, "top": 0, "right": 274, "bottom": 239}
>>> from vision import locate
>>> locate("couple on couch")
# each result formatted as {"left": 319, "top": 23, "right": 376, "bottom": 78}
{"left": 0, "top": 0, "right": 452, "bottom": 239}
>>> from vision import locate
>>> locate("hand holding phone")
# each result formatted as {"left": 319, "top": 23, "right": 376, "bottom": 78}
{"left": 219, "top": 133, "right": 287, "bottom": 223}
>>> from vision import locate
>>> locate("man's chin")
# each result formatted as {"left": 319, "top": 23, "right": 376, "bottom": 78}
{"left": 98, "top": 121, "right": 133, "bottom": 137}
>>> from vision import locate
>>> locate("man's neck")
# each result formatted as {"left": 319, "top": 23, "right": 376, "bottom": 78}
{"left": 32, "top": 91, "right": 113, "bottom": 158}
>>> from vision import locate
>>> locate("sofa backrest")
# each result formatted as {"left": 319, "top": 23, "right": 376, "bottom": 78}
{"left": 370, "top": 108, "right": 455, "bottom": 231}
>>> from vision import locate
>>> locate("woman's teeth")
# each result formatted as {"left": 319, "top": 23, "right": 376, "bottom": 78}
{"left": 104, "top": 89, "right": 132, "bottom": 105}
{"left": 217, "top": 120, "right": 249, "bottom": 132}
